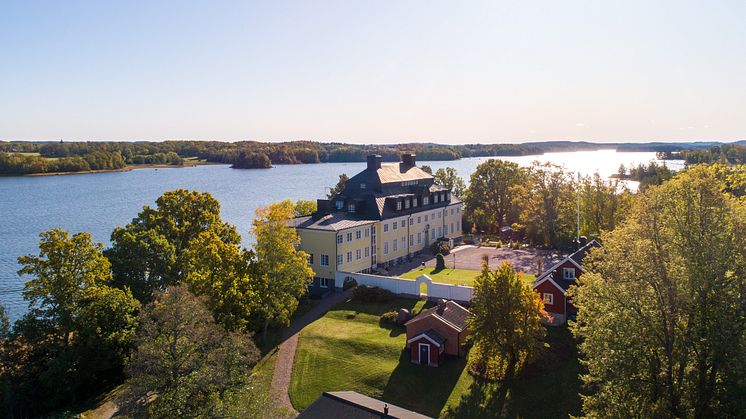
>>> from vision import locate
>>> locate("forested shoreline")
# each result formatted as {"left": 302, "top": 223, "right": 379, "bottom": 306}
{"left": 2, "top": 139, "right": 743, "bottom": 175}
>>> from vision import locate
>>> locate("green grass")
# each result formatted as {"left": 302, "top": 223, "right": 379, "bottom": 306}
{"left": 400, "top": 267, "right": 536, "bottom": 287}
{"left": 290, "top": 297, "right": 580, "bottom": 418}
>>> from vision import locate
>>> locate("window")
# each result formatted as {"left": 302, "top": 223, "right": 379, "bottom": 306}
{"left": 438, "top": 212, "right": 441, "bottom": 219}
{"left": 443, "top": 209, "right": 447, "bottom": 217}
{"left": 450, "top": 223, "right": 454, "bottom": 234}
{"left": 425, "top": 215, "right": 429, "bottom": 222}
{"left": 336, "top": 200, "right": 344, "bottom": 210}
{"left": 417, "top": 232, "right": 422, "bottom": 244}
{"left": 563, "top": 268, "right": 576, "bottom": 280}
{"left": 451, "top": 208, "right": 454, "bottom": 216}
{"left": 337, "top": 235, "right": 343, "bottom": 244}
{"left": 365, "top": 228, "right": 369, "bottom": 238}
{"left": 360, "top": 183, "right": 366, "bottom": 189}
{"left": 384, "top": 223, "right": 389, "bottom": 232}
{"left": 320, "top": 278, "right": 331, "bottom": 288}
{"left": 401, "top": 220, "right": 405, "bottom": 228}
{"left": 356, "top": 230, "right": 361, "bottom": 240}
{"left": 543, "top": 293, "right": 554, "bottom": 305}
{"left": 434, "top": 194, "right": 439, "bottom": 203}
{"left": 431, "top": 229, "right": 435, "bottom": 238}
{"left": 417, "top": 216, "right": 421, "bottom": 224}
{"left": 413, "top": 199, "right": 418, "bottom": 207}
{"left": 437, "top": 227, "right": 442, "bottom": 237}
{"left": 409, "top": 235, "right": 414, "bottom": 246}
{"left": 409, "top": 218, "right": 413, "bottom": 226}
{"left": 405, "top": 200, "right": 410, "bottom": 209}
{"left": 393, "top": 240, "right": 398, "bottom": 252}
{"left": 396, "top": 201, "right": 402, "bottom": 211}
{"left": 393, "top": 222, "right": 398, "bottom": 230}
{"left": 401, "top": 237, "right": 406, "bottom": 248}
{"left": 347, "top": 251, "right": 353, "bottom": 262}
{"left": 384, "top": 241, "right": 389, "bottom": 255}
{"left": 356, "top": 249, "right": 362, "bottom": 260}
{"left": 348, "top": 204, "right": 355, "bottom": 213}
{"left": 337, "top": 254, "right": 343, "bottom": 265}
{"left": 456, "top": 207, "right": 460, "bottom": 214}
{"left": 423, "top": 196, "right": 429, "bottom": 205}
{"left": 321, "top": 254, "right": 329, "bottom": 266}
{"left": 365, "top": 247, "right": 369, "bottom": 257}
{"left": 347, "top": 232, "right": 353, "bottom": 242}
{"left": 307, "top": 254, "right": 314, "bottom": 265}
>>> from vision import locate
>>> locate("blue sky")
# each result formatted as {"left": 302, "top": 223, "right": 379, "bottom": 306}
{"left": 1, "top": 0, "right": 744, "bottom": 143}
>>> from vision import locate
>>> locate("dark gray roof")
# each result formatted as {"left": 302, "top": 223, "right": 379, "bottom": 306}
{"left": 423, "top": 328, "right": 447, "bottom": 345}
{"left": 406, "top": 300, "right": 471, "bottom": 332}
{"left": 569, "top": 239, "right": 602, "bottom": 265}
{"left": 291, "top": 213, "right": 377, "bottom": 231}
{"left": 298, "top": 391, "right": 432, "bottom": 419}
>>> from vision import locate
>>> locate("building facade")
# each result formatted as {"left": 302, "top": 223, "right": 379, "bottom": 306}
{"left": 290, "top": 154, "right": 463, "bottom": 296}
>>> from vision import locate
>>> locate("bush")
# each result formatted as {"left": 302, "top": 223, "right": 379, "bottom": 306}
{"left": 510, "top": 241, "right": 521, "bottom": 249}
{"left": 379, "top": 311, "right": 398, "bottom": 326}
{"left": 431, "top": 240, "right": 451, "bottom": 255}
{"left": 436, "top": 253, "right": 446, "bottom": 270}
{"left": 353, "top": 285, "right": 394, "bottom": 302}
{"left": 342, "top": 276, "right": 357, "bottom": 291}
{"left": 483, "top": 240, "right": 503, "bottom": 248}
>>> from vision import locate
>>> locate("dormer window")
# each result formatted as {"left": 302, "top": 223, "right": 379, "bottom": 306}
{"left": 396, "top": 201, "right": 402, "bottom": 211}
{"left": 563, "top": 267, "right": 576, "bottom": 280}
{"left": 413, "top": 198, "right": 418, "bottom": 207}
{"left": 360, "top": 183, "right": 366, "bottom": 189}
{"left": 423, "top": 196, "right": 429, "bottom": 205}
{"left": 348, "top": 204, "right": 356, "bottom": 213}
{"left": 404, "top": 199, "right": 410, "bottom": 209}
{"left": 336, "top": 200, "right": 344, "bottom": 210}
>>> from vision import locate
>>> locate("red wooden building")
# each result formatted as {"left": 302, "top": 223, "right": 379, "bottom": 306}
{"left": 533, "top": 238, "right": 601, "bottom": 325}
{"left": 405, "top": 300, "right": 471, "bottom": 367}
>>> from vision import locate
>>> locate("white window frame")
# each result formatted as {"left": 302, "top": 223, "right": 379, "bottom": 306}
{"left": 543, "top": 293, "right": 554, "bottom": 305}
{"left": 384, "top": 223, "right": 389, "bottom": 232}
{"left": 563, "top": 267, "right": 576, "bottom": 280}
{"left": 384, "top": 241, "right": 389, "bottom": 255}
{"left": 320, "top": 254, "right": 329, "bottom": 266}
{"left": 347, "top": 251, "right": 353, "bottom": 262}
{"left": 356, "top": 230, "right": 362, "bottom": 240}
{"left": 337, "top": 235, "right": 343, "bottom": 244}
{"left": 347, "top": 232, "right": 353, "bottom": 242}
{"left": 319, "top": 278, "right": 331, "bottom": 288}
{"left": 393, "top": 222, "right": 398, "bottom": 230}
{"left": 337, "top": 254, "right": 343, "bottom": 266}
{"left": 393, "top": 240, "right": 398, "bottom": 252}
{"left": 396, "top": 201, "right": 402, "bottom": 211}
{"left": 356, "top": 249, "right": 361, "bottom": 260}
{"left": 348, "top": 203, "right": 355, "bottom": 213}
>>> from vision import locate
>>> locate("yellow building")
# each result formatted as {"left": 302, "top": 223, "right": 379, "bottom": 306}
{"left": 290, "top": 154, "right": 463, "bottom": 295}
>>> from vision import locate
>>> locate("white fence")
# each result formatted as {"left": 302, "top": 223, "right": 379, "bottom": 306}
{"left": 335, "top": 271, "right": 473, "bottom": 302}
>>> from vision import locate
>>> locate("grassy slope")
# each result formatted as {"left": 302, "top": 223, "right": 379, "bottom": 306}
{"left": 290, "top": 298, "right": 580, "bottom": 419}
{"left": 400, "top": 267, "right": 536, "bottom": 287}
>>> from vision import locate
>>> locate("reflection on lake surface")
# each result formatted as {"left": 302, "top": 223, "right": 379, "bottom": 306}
{"left": 0, "top": 150, "right": 683, "bottom": 321}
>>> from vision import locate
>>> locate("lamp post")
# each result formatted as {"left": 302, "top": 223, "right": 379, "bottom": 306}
{"left": 453, "top": 252, "right": 456, "bottom": 270}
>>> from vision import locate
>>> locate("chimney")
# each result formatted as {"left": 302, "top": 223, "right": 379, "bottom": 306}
{"left": 437, "top": 298, "right": 447, "bottom": 314}
{"left": 367, "top": 154, "right": 382, "bottom": 171}
{"left": 579, "top": 236, "right": 588, "bottom": 247}
{"left": 401, "top": 153, "right": 416, "bottom": 167}
{"left": 383, "top": 404, "right": 389, "bottom": 416}
{"left": 313, "top": 199, "right": 332, "bottom": 219}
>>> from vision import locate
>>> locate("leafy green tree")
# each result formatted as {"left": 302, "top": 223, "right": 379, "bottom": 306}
{"left": 251, "top": 200, "right": 314, "bottom": 339}
{"left": 327, "top": 173, "right": 349, "bottom": 199}
{"left": 469, "top": 260, "right": 546, "bottom": 381}
{"left": 184, "top": 231, "right": 261, "bottom": 332}
{"left": 512, "top": 162, "right": 576, "bottom": 249}
{"left": 4, "top": 229, "right": 139, "bottom": 416}
{"left": 293, "top": 199, "right": 317, "bottom": 217}
{"left": 464, "top": 160, "right": 527, "bottom": 232}
{"left": 578, "top": 173, "right": 632, "bottom": 237}
{"left": 125, "top": 285, "right": 266, "bottom": 418}
{"left": 571, "top": 165, "right": 746, "bottom": 418}
{"left": 420, "top": 165, "right": 433, "bottom": 174}
{"left": 434, "top": 167, "right": 467, "bottom": 197}
{"left": 107, "top": 189, "right": 240, "bottom": 302}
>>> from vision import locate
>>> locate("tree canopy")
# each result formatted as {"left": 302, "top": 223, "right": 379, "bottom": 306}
{"left": 464, "top": 160, "right": 526, "bottom": 232}
{"left": 434, "top": 167, "right": 467, "bottom": 197}
{"left": 571, "top": 165, "right": 746, "bottom": 418}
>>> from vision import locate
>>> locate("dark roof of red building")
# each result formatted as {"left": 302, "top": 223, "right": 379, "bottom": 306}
{"left": 406, "top": 300, "right": 471, "bottom": 332}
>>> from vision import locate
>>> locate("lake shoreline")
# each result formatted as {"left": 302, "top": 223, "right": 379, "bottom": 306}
{"left": 2, "top": 162, "right": 218, "bottom": 177}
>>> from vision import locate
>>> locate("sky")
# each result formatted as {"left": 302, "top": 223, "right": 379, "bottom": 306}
{"left": 1, "top": 0, "right": 745, "bottom": 144}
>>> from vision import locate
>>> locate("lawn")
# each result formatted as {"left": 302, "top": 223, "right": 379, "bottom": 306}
{"left": 400, "top": 267, "right": 536, "bottom": 287}
{"left": 289, "top": 297, "right": 579, "bottom": 418}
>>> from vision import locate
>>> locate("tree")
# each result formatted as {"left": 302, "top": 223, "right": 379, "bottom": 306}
{"left": 293, "top": 199, "right": 317, "bottom": 217}
{"left": 184, "top": 231, "right": 261, "bottom": 332}
{"left": 106, "top": 189, "right": 241, "bottom": 302}
{"left": 251, "top": 200, "right": 314, "bottom": 340}
{"left": 19, "top": 229, "right": 112, "bottom": 346}
{"left": 464, "top": 160, "right": 527, "bottom": 232}
{"left": 512, "top": 162, "right": 576, "bottom": 249}
{"left": 5, "top": 229, "right": 139, "bottom": 416}
{"left": 125, "top": 285, "right": 266, "bottom": 418}
{"left": 434, "top": 167, "right": 467, "bottom": 197}
{"left": 578, "top": 173, "right": 632, "bottom": 238}
{"left": 0, "top": 305, "right": 8, "bottom": 340}
{"left": 420, "top": 165, "right": 433, "bottom": 174}
{"left": 468, "top": 260, "right": 546, "bottom": 381}
{"left": 327, "top": 173, "right": 349, "bottom": 199}
{"left": 571, "top": 165, "right": 746, "bottom": 418}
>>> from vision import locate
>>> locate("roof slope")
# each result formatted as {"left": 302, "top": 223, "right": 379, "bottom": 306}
{"left": 376, "top": 163, "right": 433, "bottom": 184}
{"left": 298, "top": 391, "right": 431, "bottom": 419}
{"left": 406, "top": 300, "right": 471, "bottom": 332}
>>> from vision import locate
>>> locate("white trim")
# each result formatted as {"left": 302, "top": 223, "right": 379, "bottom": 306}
{"left": 407, "top": 333, "right": 443, "bottom": 347}
{"left": 405, "top": 309, "right": 464, "bottom": 332}
{"left": 532, "top": 274, "right": 567, "bottom": 295}
{"left": 418, "top": 343, "right": 431, "bottom": 365}
{"left": 543, "top": 292, "right": 554, "bottom": 305}
{"left": 536, "top": 257, "right": 585, "bottom": 282}
{"left": 563, "top": 267, "right": 576, "bottom": 280}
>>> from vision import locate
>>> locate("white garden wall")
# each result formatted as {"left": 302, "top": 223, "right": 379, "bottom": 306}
{"left": 335, "top": 271, "right": 473, "bottom": 303}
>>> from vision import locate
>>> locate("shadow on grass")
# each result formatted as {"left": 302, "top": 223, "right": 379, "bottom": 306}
{"left": 442, "top": 327, "right": 583, "bottom": 419}
{"left": 380, "top": 351, "right": 467, "bottom": 418}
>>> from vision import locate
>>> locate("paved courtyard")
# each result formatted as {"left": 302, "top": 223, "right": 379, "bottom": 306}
{"left": 385, "top": 245, "right": 565, "bottom": 277}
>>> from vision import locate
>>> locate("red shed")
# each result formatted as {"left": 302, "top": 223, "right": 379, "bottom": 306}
{"left": 405, "top": 300, "right": 471, "bottom": 367}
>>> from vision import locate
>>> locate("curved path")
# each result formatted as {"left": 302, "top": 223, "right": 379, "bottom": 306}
{"left": 270, "top": 289, "right": 353, "bottom": 416}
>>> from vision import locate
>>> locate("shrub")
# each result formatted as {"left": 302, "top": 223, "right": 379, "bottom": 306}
{"left": 353, "top": 285, "right": 394, "bottom": 302}
{"left": 379, "top": 311, "right": 398, "bottom": 326}
{"left": 510, "top": 241, "right": 521, "bottom": 249}
{"left": 431, "top": 240, "right": 451, "bottom": 255}
{"left": 342, "top": 276, "right": 357, "bottom": 290}
{"left": 435, "top": 253, "right": 446, "bottom": 270}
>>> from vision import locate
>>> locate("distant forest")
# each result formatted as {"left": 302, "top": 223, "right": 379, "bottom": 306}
{"left": 1, "top": 139, "right": 744, "bottom": 175}
{"left": 658, "top": 143, "right": 746, "bottom": 165}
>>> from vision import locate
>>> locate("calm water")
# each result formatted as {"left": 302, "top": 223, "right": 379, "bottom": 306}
{"left": 0, "top": 150, "right": 682, "bottom": 321}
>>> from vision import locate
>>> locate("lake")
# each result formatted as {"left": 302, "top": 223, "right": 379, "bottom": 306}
{"left": 0, "top": 150, "right": 683, "bottom": 321}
